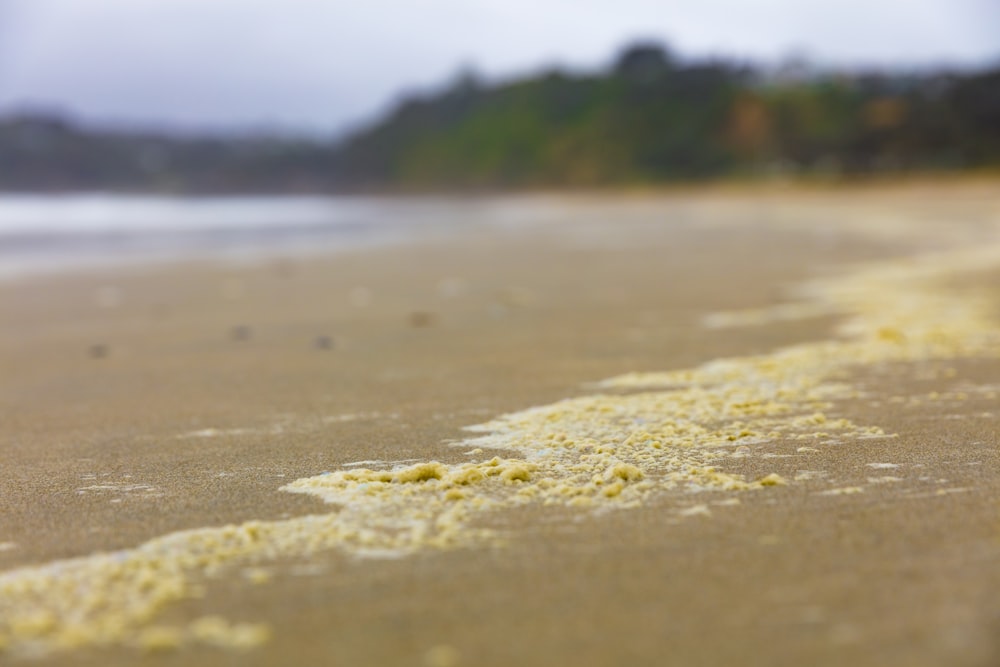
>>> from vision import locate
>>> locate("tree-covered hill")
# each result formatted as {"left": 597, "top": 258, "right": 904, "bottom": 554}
{"left": 336, "top": 43, "right": 1000, "bottom": 189}
{"left": 2, "top": 42, "right": 999, "bottom": 192}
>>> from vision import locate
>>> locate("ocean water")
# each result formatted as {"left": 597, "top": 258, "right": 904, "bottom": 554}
{"left": 0, "top": 193, "right": 570, "bottom": 279}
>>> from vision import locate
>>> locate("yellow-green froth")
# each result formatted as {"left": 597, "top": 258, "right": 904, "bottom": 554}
{"left": 0, "top": 358, "right": 855, "bottom": 657}
{"left": 3, "top": 216, "right": 1000, "bottom": 656}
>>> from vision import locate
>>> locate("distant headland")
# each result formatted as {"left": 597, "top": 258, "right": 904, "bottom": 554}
{"left": 2, "top": 42, "right": 998, "bottom": 193}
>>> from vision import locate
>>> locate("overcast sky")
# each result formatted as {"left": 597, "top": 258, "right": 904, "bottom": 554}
{"left": 0, "top": 0, "right": 997, "bottom": 136}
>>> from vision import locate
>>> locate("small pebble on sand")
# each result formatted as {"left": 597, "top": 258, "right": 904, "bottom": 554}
{"left": 231, "top": 326, "right": 252, "bottom": 341}
{"left": 409, "top": 311, "right": 436, "bottom": 328}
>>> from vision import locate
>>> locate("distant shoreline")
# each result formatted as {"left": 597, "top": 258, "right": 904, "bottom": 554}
{"left": 2, "top": 166, "right": 998, "bottom": 198}
{"left": 3, "top": 174, "right": 999, "bottom": 282}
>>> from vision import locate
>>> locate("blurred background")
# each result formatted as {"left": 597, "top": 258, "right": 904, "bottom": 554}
{"left": 0, "top": 0, "right": 998, "bottom": 193}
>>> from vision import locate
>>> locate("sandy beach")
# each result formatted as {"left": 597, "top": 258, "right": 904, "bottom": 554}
{"left": 1, "top": 180, "right": 999, "bottom": 666}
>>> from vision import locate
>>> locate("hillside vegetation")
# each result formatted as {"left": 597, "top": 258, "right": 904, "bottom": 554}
{"left": 2, "top": 43, "right": 999, "bottom": 192}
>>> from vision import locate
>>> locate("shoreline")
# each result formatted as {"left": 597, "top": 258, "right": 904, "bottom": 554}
{"left": 1, "top": 181, "right": 999, "bottom": 665}
{"left": 3, "top": 173, "right": 998, "bottom": 283}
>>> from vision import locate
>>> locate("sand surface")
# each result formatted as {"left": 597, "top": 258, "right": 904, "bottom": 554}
{"left": 1, "top": 181, "right": 999, "bottom": 666}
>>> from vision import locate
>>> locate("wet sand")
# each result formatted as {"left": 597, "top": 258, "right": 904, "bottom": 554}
{"left": 1, "top": 181, "right": 999, "bottom": 666}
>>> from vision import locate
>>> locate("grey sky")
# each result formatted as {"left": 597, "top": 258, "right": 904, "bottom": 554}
{"left": 0, "top": 0, "right": 997, "bottom": 136}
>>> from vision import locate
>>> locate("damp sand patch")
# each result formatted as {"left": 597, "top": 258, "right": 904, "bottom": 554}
{"left": 2, "top": 228, "right": 1000, "bottom": 657}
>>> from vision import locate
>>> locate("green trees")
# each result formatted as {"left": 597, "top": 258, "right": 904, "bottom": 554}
{"left": 335, "top": 42, "right": 1000, "bottom": 189}
{"left": 2, "top": 42, "right": 998, "bottom": 192}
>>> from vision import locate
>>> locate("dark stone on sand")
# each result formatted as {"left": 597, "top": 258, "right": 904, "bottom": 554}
{"left": 89, "top": 344, "right": 108, "bottom": 359}
{"left": 231, "top": 325, "right": 252, "bottom": 341}
{"left": 315, "top": 336, "right": 334, "bottom": 350}
{"left": 408, "top": 311, "right": 435, "bottom": 328}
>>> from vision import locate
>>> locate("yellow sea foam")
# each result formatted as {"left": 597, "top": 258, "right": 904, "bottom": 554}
{"left": 2, "top": 215, "right": 1000, "bottom": 656}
